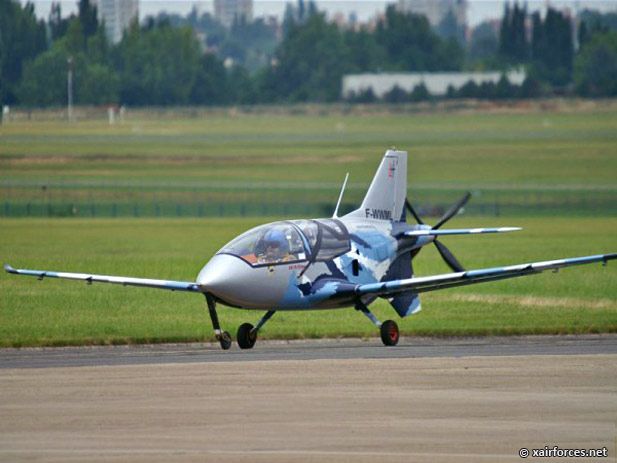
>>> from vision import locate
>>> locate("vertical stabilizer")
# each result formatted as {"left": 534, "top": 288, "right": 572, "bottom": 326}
{"left": 345, "top": 150, "right": 407, "bottom": 221}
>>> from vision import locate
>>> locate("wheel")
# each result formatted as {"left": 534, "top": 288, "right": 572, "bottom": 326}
{"left": 380, "top": 320, "right": 399, "bottom": 346}
{"left": 237, "top": 323, "right": 257, "bottom": 349}
{"left": 218, "top": 331, "right": 232, "bottom": 350}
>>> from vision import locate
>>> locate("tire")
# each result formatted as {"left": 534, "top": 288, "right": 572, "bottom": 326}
{"left": 380, "top": 320, "right": 399, "bottom": 346}
{"left": 237, "top": 323, "right": 257, "bottom": 349}
{"left": 219, "top": 331, "right": 232, "bottom": 350}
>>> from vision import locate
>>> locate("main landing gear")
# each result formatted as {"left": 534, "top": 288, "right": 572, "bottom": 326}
{"left": 237, "top": 311, "right": 276, "bottom": 349}
{"left": 205, "top": 294, "right": 276, "bottom": 350}
{"left": 355, "top": 301, "right": 400, "bottom": 346}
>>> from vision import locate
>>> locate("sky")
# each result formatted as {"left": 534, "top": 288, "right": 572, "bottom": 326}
{"left": 24, "top": 0, "right": 617, "bottom": 27}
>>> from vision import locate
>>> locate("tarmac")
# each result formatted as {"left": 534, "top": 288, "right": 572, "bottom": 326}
{"left": 1, "top": 335, "right": 615, "bottom": 462}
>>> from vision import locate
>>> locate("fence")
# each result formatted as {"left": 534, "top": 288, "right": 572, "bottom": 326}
{"left": 1, "top": 180, "right": 616, "bottom": 219}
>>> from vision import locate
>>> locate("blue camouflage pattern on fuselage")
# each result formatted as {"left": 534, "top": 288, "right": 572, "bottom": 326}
{"left": 273, "top": 217, "right": 427, "bottom": 310}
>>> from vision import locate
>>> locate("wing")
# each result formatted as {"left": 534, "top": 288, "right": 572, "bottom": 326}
{"left": 4, "top": 264, "right": 200, "bottom": 292}
{"left": 355, "top": 253, "right": 617, "bottom": 298}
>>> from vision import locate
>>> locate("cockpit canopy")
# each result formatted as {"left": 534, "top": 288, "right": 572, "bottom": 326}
{"left": 217, "top": 219, "right": 351, "bottom": 267}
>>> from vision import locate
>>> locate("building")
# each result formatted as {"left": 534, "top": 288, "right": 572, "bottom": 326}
{"left": 95, "top": 0, "right": 138, "bottom": 44}
{"left": 342, "top": 71, "right": 527, "bottom": 98}
{"left": 214, "top": 0, "right": 253, "bottom": 28}
{"left": 396, "top": 0, "right": 467, "bottom": 28}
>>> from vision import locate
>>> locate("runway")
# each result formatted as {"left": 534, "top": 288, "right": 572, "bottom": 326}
{"left": 2, "top": 334, "right": 617, "bottom": 368}
{"left": 1, "top": 335, "right": 616, "bottom": 463}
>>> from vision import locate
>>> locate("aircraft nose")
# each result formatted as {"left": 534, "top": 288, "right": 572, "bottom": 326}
{"left": 197, "top": 254, "right": 243, "bottom": 297}
{"left": 197, "top": 253, "right": 290, "bottom": 309}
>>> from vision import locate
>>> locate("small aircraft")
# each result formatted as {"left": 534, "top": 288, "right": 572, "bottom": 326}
{"left": 5, "top": 150, "right": 615, "bottom": 350}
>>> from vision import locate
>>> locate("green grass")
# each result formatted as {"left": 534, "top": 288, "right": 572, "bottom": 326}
{"left": 1, "top": 216, "right": 615, "bottom": 347}
{"left": 2, "top": 110, "right": 617, "bottom": 185}
{"left": 2, "top": 109, "right": 616, "bottom": 218}
{"left": 1, "top": 105, "right": 616, "bottom": 346}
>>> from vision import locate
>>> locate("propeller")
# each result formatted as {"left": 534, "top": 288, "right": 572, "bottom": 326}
{"left": 405, "top": 193, "right": 471, "bottom": 273}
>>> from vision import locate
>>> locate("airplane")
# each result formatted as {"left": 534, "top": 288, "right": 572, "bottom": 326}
{"left": 5, "top": 150, "right": 616, "bottom": 350}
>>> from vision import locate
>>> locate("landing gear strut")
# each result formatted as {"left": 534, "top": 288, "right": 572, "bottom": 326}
{"left": 205, "top": 293, "right": 232, "bottom": 350}
{"left": 237, "top": 310, "right": 276, "bottom": 349}
{"left": 355, "top": 301, "right": 399, "bottom": 347}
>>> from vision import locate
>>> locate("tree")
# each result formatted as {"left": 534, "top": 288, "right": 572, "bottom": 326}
{"left": 347, "top": 88, "right": 376, "bottom": 104}
{"left": 267, "top": 13, "right": 349, "bottom": 101}
{"left": 375, "top": 6, "right": 463, "bottom": 71}
{"left": 437, "top": 8, "right": 465, "bottom": 45}
{"left": 115, "top": 23, "right": 202, "bottom": 105}
{"left": 0, "top": 0, "right": 47, "bottom": 104}
{"left": 383, "top": 85, "right": 408, "bottom": 103}
{"left": 469, "top": 22, "right": 499, "bottom": 63}
{"left": 227, "top": 65, "right": 257, "bottom": 104}
{"left": 17, "top": 43, "right": 120, "bottom": 107}
{"left": 79, "top": 61, "right": 120, "bottom": 104}
{"left": 190, "top": 53, "right": 229, "bottom": 105}
{"left": 574, "top": 31, "right": 617, "bottom": 97}
{"left": 530, "top": 8, "right": 574, "bottom": 87}
{"left": 578, "top": 9, "right": 617, "bottom": 34}
{"left": 499, "top": 2, "right": 529, "bottom": 64}
{"left": 227, "top": 17, "right": 277, "bottom": 72}
{"left": 409, "top": 83, "right": 431, "bottom": 102}
{"left": 457, "top": 80, "right": 479, "bottom": 98}
{"left": 49, "top": 2, "right": 70, "bottom": 41}
{"left": 495, "top": 75, "right": 516, "bottom": 99}
{"left": 343, "top": 29, "right": 386, "bottom": 73}
{"left": 16, "top": 46, "right": 69, "bottom": 107}
{"left": 78, "top": 0, "right": 99, "bottom": 41}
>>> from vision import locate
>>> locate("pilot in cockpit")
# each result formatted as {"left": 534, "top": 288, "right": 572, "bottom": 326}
{"left": 257, "top": 229, "right": 295, "bottom": 264}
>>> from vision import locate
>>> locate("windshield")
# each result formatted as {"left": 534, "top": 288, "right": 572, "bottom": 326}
{"left": 218, "top": 222, "right": 308, "bottom": 266}
{"left": 312, "top": 218, "right": 351, "bottom": 261}
{"left": 217, "top": 219, "right": 351, "bottom": 267}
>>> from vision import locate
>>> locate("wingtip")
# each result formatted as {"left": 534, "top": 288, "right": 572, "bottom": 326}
{"left": 4, "top": 264, "right": 16, "bottom": 274}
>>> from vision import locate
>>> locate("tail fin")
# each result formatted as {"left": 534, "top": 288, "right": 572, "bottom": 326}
{"left": 345, "top": 149, "right": 407, "bottom": 221}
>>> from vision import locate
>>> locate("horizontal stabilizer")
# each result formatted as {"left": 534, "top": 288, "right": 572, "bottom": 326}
{"left": 4, "top": 264, "right": 200, "bottom": 292}
{"left": 404, "top": 227, "right": 521, "bottom": 237}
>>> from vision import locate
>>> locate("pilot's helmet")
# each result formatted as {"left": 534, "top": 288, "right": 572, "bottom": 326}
{"left": 263, "top": 229, "right": 289, "bottom": 255}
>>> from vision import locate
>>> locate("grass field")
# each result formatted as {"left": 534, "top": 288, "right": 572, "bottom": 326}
{"left": 1, "top": 103, "right": 616, "bottom": 347}
{"left": 2, "top": 109, "right": 617, "bottom": 186}
{"left": 1, "top": 216, "right": 616, "bottom": 347}
{"left": 3, "top": 107, "right": 617, "bottom": 218}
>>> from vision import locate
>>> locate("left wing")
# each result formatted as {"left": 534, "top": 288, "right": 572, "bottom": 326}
{"left": 355, "top": 253, "right": 617, "bottom": 298}
{"left": 4, "top": 264, "right": 200, "bottom": 292}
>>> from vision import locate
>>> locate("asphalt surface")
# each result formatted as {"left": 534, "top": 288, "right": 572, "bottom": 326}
{"left": 2, "top": 335, "right": 616, "bottom": 463}
{"left": 2, "top": 334, "right": 616, "bottom": 369}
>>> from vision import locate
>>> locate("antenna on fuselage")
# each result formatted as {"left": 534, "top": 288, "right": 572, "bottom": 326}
{"left": 332, "top": 173, "right": 349, "bottom": 219}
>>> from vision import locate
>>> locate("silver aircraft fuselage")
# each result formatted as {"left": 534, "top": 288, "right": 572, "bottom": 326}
{"left": 197, "top": 217, "right": 432, "bottom": 311}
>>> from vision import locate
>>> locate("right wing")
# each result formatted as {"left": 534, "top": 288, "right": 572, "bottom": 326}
{"left": 4, "top": 264, "right": 200, "bottom": 292}
{"left": 355, "top": 253, "right": 617, "bottom": 299}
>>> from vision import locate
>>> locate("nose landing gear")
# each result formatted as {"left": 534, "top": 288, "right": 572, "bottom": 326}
{"left": 205, "top": 293, "right": 232, "bottom": 350}
{"left": 205, "top": 294, "right": 276, "bottom": 350}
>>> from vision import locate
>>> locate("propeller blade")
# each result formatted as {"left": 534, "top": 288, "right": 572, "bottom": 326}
{"left": 434, "top": 239, "right": 465, "bottom": 272}
{"left": 405, "top": 198, "right": 424, "bottom": 225}
{"left": 433, "top": 192, "right": 472, "bottom": 230}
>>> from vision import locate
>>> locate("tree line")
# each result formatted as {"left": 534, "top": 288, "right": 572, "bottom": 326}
{"left": 1, "top": 0, "right": 616, "bottom": 108}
